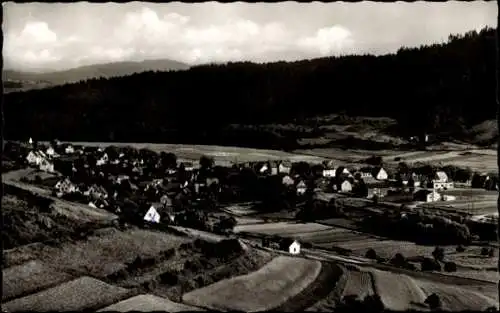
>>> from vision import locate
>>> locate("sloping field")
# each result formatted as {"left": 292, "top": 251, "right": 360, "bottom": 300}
{"left": 2, "top": 260, "right": 74, "bottom": 302}
{"left": 98, "top": 294, "right": 204, "bottom": 312}
{"left": 234, "top": 217, "right": 266, "bottom": 225}
{"left": 417, "top": 280, "right": 497, "bottom": 311}
{"left": 370, "top": 269, "right": 427, "bottom": 311}
{"left": 68, "top": 142, "right": 324, "bottom": 164}
{"left": 3, "top": 276, "right": 134, "bottom": 312}
{"left": 182, "top": 256, "right": 322, "bottom": 312}
{"left": 223, "top": 205, "right": 259, "bottom": 216}
{"left": 300, "top": 230, "right": 372, "bottom": 246}
{"left": 341, "top": 268, "right": 375, "bottom": 300}
{"left": 234, "top": 222, "right": 332, "bottom": 236}
{"left": 306, "top": 265, "right": 349, "bottom": 312}
{"left": 273, "top": 262, "right": 345, "bottom": 311}
{"left": 3, "top": 227, "right": 190, "bottom": 278}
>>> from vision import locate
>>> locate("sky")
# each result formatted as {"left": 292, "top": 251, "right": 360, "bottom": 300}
{"left": 3, "top": 1, "right": 496, "bottom": 72}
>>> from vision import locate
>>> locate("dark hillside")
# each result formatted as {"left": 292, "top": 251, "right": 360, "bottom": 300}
{"left": 4, "top": 27, "right": 496, "bottom": 149}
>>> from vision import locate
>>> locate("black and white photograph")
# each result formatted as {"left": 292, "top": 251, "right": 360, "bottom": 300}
{"left": 2, "top": 1, "right": 499, "bottom": 312}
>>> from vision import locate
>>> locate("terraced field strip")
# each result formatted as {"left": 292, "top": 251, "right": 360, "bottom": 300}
{"left": 68, "top": 142, "right": 325, "bottom": 163}
{"left": 98, "top": 294, "right": 204, "bottom": 312}
{"left": 305, "top": 264, "right": 349, "bottom": 312}
{"left": 297, "top": 228, "right": 365, "bottom": 244}
{"left": 416, "top": 280, "right": 497, "bottom": 311}
{"left": 272, "top": 262, "right": 345, "bottom": 312}
{"left": 182, "top": 256, "right": 322, "bottom": 312}
{"left": 2, "top": 260, "right": 75, "bottom": 302}
{"left": 403, "top": 151, "right": 462, "bottom": 163}
{"left": 11, "top": 228, "right": 191, "bottom": 279}
{"left": 341, "top": 268, "right": 375, "bottom": 300}
{"left": 234, "top": 222, "right": 332, "bottom": 236}
{"left": 3, "top": 276, "right": 135, "bottom": 312}
{"left": 370, "top": 268, "right": 427, "bottom": 311}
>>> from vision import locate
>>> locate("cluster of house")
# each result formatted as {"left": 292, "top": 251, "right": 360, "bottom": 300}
{"left": 20, "top": 138, "right": 497, "bottom": 224}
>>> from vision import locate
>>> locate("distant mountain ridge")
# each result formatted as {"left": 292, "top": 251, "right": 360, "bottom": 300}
{"left": 3, "top": 59, "right": 190, "bottom": 92}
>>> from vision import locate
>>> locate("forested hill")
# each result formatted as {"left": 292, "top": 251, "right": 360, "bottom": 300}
{"left": 4, "top": 27, "right": 496, "bottom": 149}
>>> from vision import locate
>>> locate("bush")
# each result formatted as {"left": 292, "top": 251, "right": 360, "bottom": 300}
{"left": 488, "top": 248, "right": 495, "bottom": 257}
{"left": 402, "top": 262, "right": 417, "bottom": 271}
{"left": 425, "top": 293, "right": 442, "bottom": 310}
{"left": 421, "top": 257, "right": 442, "bottom": 272}
{"left": 481, "top": 247, "right": 490, "bottom": 256}
{"left": 365, "top": 248, "right": 378, "bottom": 260}
{"left": 456, "top": 245, "right": 466, "bottom": 252}
{"left": 444, "top": 261, "right": 457, "bottom": 272}
{"left": 432, "top": 246, "right": 445, "bottom": 262}
{"left": 159, "top": 271, "right": 179, "bottom": 285}
{"left": 390, "top": 253, "right": 406, "bottom": 267}
{"left": 34, "top": 175, "right": 43, "bottom": 184}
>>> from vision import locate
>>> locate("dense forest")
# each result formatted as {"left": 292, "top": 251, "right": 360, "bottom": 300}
{"left": 4, "top": 27, "right": 496, "bottom": 150}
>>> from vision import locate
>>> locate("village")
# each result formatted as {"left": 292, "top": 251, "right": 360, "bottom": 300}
{"left": 4, "top": 139, "right": 498, "bottom": 240}
{"left": 3, "top": 139, "right": 500, "bottom": 312}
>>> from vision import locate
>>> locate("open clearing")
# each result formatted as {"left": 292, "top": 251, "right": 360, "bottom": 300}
{"left": 99, "top": 294, "right": 204, "bottom": 312}
{"left": 370, "top": 268, "right": 427, "bottom": 311}
{"left": 3, "top": 276, "right": 134, "bottom": 312}
{"left": 2, "top": 260, "right": 74, "bottom": 302}
{"left": 417, "top": 280, "right": 497, "bottom": 311}
{"left": 182, "top": 256, "right": 322, "bottom": 312}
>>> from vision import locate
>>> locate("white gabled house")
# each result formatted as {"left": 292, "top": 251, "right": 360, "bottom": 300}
{"left": 39, "top": 158, "right": 55, "bottom": 173}
{"left": 296, "top": 180, "right": 307, "bottom": 195}
{"left": 432, "top": 171, "right": 454, "bottom": 190}
{"left": 26, "top": 151, "right": 43, "bottom": 166}
{"left": 65, "top": 145, "right": 75, "bottom": 154}
{"left": 96, "top": 153, "right": 109, "bottom": 166}
{"left": 144, "top": 206, "right": 161, "bottom": 224}
{"left": 278, "top": 161, "right": 292, "bottom": 174}
{"left": 372, "top": 167, "right": 388, "bottom": 181}
{"left": 323, "top": 168, "right": 336, "bottom": 178}
{"left": 282, "top": 175, "right": 295, "bottom": 186}
{"left": 289, "top": 240, "right": 301, "bottom": 255}
{"left": 340, "top": 180, "right": 353, "bottom": 193}
{"left": 55, "top": 178, "right": 77, "bottom": 194}
{"left": 259, "top": 163, "right": 269, "bottom": 174}
{"left": 45, "top": 146, "right": 59, "bottom": 158}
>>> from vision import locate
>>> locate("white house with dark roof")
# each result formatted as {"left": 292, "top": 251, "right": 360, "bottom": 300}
{"left": 296, "top": 180, "right": 307, "bottom": 195}
{"left": 432, "top": 171, "right": 454, "bottom": 190}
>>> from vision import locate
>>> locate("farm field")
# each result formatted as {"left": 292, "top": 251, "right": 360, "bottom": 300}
{"left": 299, "top": 147, "right": 496, "bottom": 172}
{"left": 3, "top": 276, "right": 134, "bottom": 312}
{"left": 222, "top": 204, "right": 260, "bottom": 216}
{"left": 3, "top": 227, "right": 191, "bottom": 277}
{"left": 417, "top": 200, "right": 497, "bottom": 215}
{"left": 66, "top": 142, "right": 325, "bottom": 165}
{"left": 234, "top": 221, "right": 333, "bottom": 236}
{"left": 2, "top": 260, "right": 74, "bottom": 302}
{"left": 341, "top": 268, "right": 375, "bottom": 299}
{"left": 182, "top": 256, "right": 322, "bottom": 312}
{"left": 98, "top": 294, "right": 204, "bottom": 312}
{"left": 417, "top": 280, "right": 497, "bottom": 311}
{"left": 369, "top": 269, "right": 427, "bottom": 311}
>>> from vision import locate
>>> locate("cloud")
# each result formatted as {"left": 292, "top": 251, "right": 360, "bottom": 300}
{"left": 297, "top": 25, "right": 355, "bottom": 56}
{"left": 3, "top": 5, "right": 359, "bottom": 70}
{"left": 8, "top": 2, "right": 493, "bottom": 71}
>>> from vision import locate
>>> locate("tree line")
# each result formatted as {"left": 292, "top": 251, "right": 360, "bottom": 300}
{"left": 4, "top": 27, "right": 496, "bottom": 149}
